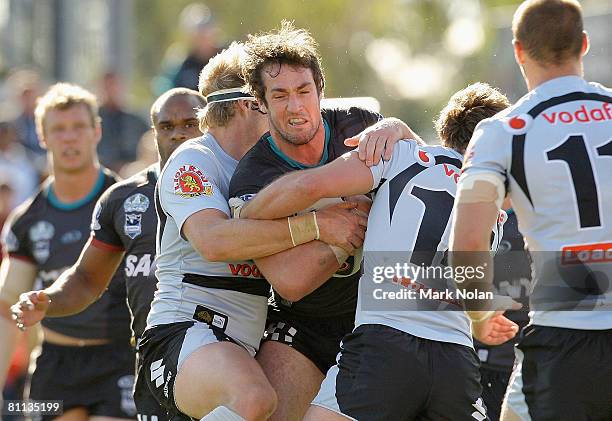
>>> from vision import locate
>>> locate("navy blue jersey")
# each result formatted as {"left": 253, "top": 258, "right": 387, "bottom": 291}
{"left": 91, "top": 165, "right": 159, "bottom": 340}
{"left": 229, "top": 107, "right": 383, "bottom": 318}
{"left": 2, "top": 169, "right": 131, "bottom": 341}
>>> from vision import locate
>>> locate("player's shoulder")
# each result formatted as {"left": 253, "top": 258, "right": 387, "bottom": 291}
{"left": 322, "top": 106, "right": 381, "bottom": 122}
{"left": 233, "top": 134, "right": 277, "bottom": 173}
{"left": 395, "top": 142, "right": 462, "bottom": 166}
{"left": 98, "top": 165, "right": 157, "bottom": 207}
{"left": 5, "top": 181, "right": 49, "bottom": 230}
{"left": 167, "top": 134, "right": 222, "bottom": 164}
{"left": 101, "top": 166, "right": 121, "bottom": 187}
{"left": 161, "top": 135, "right": 222, "bottom": 179}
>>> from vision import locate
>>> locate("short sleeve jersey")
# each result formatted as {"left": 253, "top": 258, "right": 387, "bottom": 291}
{"left": 147, "top": 134, "right": 269, "bottom": 353}
{"left": 229, "top": 107, "right": 383, "bottom": 318}
{"left": 91, "top": 165, "right": 159, "bottom": 340}
{"left": 357, "top": 141, "right": 475, "bottom": 347}
{"left": 0, "top": 169, "right": 131, "bottom": 341}
{"left": 461, "top": 76, "right": 612, "bottom": 329}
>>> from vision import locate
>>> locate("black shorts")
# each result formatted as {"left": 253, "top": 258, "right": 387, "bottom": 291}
{"left": 263, "top": 306, "right": 355, "bottom": 374}
{"left": 505, "top": 325, "right": 612, "bottom": 421}
{"left": 26, "top": 341, "right": 136, "bottom": 421}
{"left": 313, "top": 324, "right": 489, "bottom": 421}
{"left": 137, "top": 321, "right": 235, "bottom": 421}
{"left": 479, "top": 368, "right": 511, "bottom": 421}
{"left": 134, "top": 349, "right": 168, "bottom": 421}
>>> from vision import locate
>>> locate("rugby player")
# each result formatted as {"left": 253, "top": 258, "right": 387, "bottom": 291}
{"left": 228, "top": 22, "right": 438, "bottom": 421}
{"left": 450, "top": 1, "right": 612, "bottom": 419}
{"left": 136, "top": 42, "right": 370, "bottom": 421}
{"left": 237, "top": 82, "right": 517, "bottom": 420}
{"left": 0, "top": 83, "right": 134, "bottom": 421}
{"left": 435, "top": 88, "right": 531, "bottom": 421}
{"left": 11, "top": 88, "right": 206, "bottom": 421}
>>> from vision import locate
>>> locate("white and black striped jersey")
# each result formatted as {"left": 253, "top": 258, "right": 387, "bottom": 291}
{"left": 147, "top": 133, "right": 268, "bottom": 355}
{"left": 461, "top": 76, "right": 612, "bottom": 329}
{"left": 358, "top": 142, "right": 475, "bottom": 348}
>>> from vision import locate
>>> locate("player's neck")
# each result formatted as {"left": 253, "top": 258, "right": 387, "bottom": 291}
{"left": 524, "top": 60, "right": 583, "bottom": 91}
{"left": 51, "top": 163, "right": 101, "bottom": 203}
{"left": 270, "top": 119, "right": 326, "bottom": 166}
{"left": 208, "top": 124, "right": 259, "bottom": 162}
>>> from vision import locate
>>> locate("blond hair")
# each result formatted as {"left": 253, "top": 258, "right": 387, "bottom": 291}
{"left": 35, "top": 83, "right": 100, "bottom": 137}
{"left": 198, "top": 42, "right": 248, "bottom": 129}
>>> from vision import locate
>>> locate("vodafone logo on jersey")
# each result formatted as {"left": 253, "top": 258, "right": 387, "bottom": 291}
{"left": 502, "top": 114, "right": 533, "bottom": 135}
{"left": 542, "top": 103, "right": 612, "bottom": 125}
{"left": 414, "top": 148, "right": 434, "bottom": 167}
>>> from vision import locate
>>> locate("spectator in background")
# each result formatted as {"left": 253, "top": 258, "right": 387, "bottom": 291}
{"left": 0, "top": 118, "right": 38, "bottom": 208}
{"left": 119, "top": 129, "right": 159, "bottom": 178}
{"left": 8, "top": 70, "right": 47, "bottom": 174}
{"left": 156, "top": 3, "right": 223, "bottom": 92}
{"left": 98, "top": 71, "right": 149, "bottom": 172}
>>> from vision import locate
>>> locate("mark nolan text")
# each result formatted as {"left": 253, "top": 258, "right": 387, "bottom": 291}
{"left": 373, "top": 288, "right": 494, "bottom": 301}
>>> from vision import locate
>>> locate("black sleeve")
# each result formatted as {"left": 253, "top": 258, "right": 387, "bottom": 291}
{"left": 91, "top": 188, "right": 124, "bottom": 250}
{"left": 229, "top": 155, "right": 274, "bottom": 200}
{"left": 354, "top": 106, "right": 384, "bottom": 127}
{"left": 1, "top": 210, "right": 33, "bottom": 262}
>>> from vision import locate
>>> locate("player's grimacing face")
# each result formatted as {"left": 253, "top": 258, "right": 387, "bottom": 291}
{"left": 41, "top": 104, "right": 100, "bottom": 173}
{"left": 153, "top": 95, "right": 203, "bottom": 164}
{"left": 261, "top": 64, "right": 322, "bottom": 146}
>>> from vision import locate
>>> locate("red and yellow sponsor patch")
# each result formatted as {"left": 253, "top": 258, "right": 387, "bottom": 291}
{"left": 173, "top": 164, "right": 213, "bottom": 198}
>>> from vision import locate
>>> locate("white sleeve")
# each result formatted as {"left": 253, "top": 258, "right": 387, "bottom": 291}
{"left": 461, "top": 119, "right": 509, "bottom": 186}
{"left": 159, "top": 147, "right": 230, "bottom": 234}
{"left": 369, "top": 141, "right": 417, "bottom": 190}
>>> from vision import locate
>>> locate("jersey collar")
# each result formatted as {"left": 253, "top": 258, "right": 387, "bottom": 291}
{"left": 534, "top": 75, "right": 585, "bottom": 97}
{"left": 266, "top": 118, "right": 331, "bottom": 169}
{"left": 47, "top": 169, "right": 106, "bottom": 211}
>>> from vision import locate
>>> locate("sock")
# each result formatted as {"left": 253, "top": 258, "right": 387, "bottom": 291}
{"left": 200, "top": 406, "right": 246, "bottom": 421}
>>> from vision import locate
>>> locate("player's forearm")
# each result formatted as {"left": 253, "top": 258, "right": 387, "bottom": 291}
{"left": 241, "top": 173, "right": 323, "bottom": 220}
{"left": 45, "top": 268, "right": 106, "bottom": 317}
{"left": 0, "top": 302, "right": 20, "bottom": 389}
{"left": 195, "top": 218, "right": 295, "bottom": 262}
{"left": 256, "top": 241, "right": 341, "bottom": 302}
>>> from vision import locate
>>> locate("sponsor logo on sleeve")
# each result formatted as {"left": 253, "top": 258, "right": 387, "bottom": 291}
{"left": 502, "top": 114, "right": 533, "bottom": 135}
{"left": 124, "top": 193, "right": 150, "bottom": 213}
{"left": 173, "top": 164, "right": 213, "bottom": 198}
{"left": 414, "top": 148, "right": 434, "bottom": 167}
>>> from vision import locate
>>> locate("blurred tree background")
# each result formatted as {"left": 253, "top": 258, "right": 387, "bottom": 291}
{"left": 1, "top": 0, "right": 610, "bottom": 141}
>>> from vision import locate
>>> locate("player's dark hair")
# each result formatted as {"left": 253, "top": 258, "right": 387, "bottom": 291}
{"left": 243, "top": 21, "right": 325, "bottom": 106}
{"left": 434, "top": 82, "right": 510, "bottom": 154}
{"left": 512, "top": 0, "right": 584, "bottom": 66}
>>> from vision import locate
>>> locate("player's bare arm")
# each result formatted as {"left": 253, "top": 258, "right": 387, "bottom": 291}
{"left": 184, "top": 197, "right": 367, "bottom": 262}
{"left": 0, "top": 256, "right": 37, "bottom": 390}
{"left": 344, "top": 117, "right": 424, "bottom": 166}
{"left": 251, "top": 200, "right": 369, "bottom": 301}
{"left": 241, "top": 151, "right": 373, "bottom": 221}
{"left": 11, "top": 237, "right": 125, "bottom": 328}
